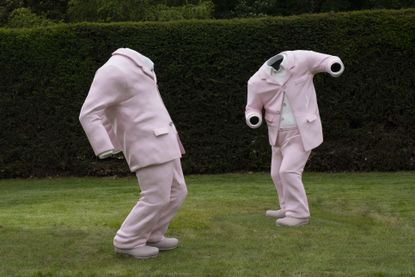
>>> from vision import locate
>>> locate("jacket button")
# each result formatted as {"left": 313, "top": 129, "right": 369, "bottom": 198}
{"left": 169, "top": 122, "right": 173, "bottom": 126}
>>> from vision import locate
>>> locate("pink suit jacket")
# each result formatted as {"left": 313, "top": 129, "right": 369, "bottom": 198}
{"left": 245, "top": 50, "right": 344, "bottom": 151}
{"left": 80, "top": 48, "right": 184, "bottom": 172}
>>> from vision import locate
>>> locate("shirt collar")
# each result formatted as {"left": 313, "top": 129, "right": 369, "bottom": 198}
{"left": 265, "top": 53, "right": 286, "bottom": 76}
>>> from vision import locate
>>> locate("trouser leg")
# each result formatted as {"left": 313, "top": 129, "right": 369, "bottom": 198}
{"left": 278, "top": 129, "right": 311, "bottom": 218}
{"left": 148, "top": 159, "right": 187, "bottom": 242}
{"left": 113, "top": 160, "right": 175, "bottom": 249}
{"left": 271, "top": 146, "right": 285, "bottom": 211}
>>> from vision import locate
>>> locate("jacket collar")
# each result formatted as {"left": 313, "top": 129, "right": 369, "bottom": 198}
{"left": 258, "top": 51, "right": 296, "bottom": 86}
{"left": 112, "top": 48, "right": 156, "bottom": 80}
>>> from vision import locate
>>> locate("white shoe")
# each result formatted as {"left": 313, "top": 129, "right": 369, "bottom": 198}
{"left": 147, "top": 237, "right": 179, "bottom": 251}
{"left": 114, "top": 245, "right": 159, "bottom": 259}
{"left": 276, "top": 217, "right": 309, "bottom": 227}
{"left": 265, "top": 209, "right": 286, "bottom": 218}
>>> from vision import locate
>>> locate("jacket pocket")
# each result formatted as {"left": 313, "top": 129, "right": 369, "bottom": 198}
{"left": 153, "top": 127, "right": 169, "bottom": 137}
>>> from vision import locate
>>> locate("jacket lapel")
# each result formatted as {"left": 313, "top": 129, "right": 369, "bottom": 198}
{"left": 259, "top": 66, "right": 280, "bottom": 86}
{"left": 282, "top": 51, "right": 296, "bottom": 73}
{"left": 259, "top": 51, "right": 296, "bottom": 87}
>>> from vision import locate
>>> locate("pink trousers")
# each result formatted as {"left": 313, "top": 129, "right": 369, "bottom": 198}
{"left": 271, "top": 128, "right": 311, "bottom": 219}
{"left": 113, "top": 158, "right": 187, "bottom": 249}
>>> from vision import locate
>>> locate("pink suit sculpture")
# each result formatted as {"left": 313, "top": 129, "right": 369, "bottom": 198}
{"left": 80, "top": 48, "right": 187, "bottom": 259}
{"left": 245, "top": 50, "right": 344, "bottom": 227}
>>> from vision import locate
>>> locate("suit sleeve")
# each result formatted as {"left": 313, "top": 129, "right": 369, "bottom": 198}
{"left": 102, "top": 116, "right": 123, "bottom": 154}
{"left": 245, "top": 78, "right": 264, "bottom": 129}
{"left": 79, "top": 64, "right": 127, "bottom": 157}
{"left": 303, "top": 50, "right": 345, "bottom": 77}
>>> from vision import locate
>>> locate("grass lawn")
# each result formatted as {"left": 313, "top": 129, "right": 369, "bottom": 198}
{"left": 0, "top": 172, "right": 414, "bottom": 276}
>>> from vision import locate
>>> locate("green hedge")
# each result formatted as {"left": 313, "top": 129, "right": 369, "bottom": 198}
{"left": 1, "top": 9, "right": 415, "bottom": 177}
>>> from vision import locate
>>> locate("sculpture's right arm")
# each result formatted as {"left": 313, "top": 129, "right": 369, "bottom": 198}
{"left": 79, "top": 65, "right": 127, "bottom": 158}
{"left": 245, "top": 79, "right": 263, "bottom": 129}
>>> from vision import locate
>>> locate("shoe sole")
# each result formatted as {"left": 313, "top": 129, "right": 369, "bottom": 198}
{"left": 147, "top": 245, "right": 178, "bottom": 251}
{"left": 266, "top": 214, "right": 286, "bottom": 219}
{"left": 276, "top": 221, "right": 309, "bottom": 227}
{"left": 115, "top": 252, "right": 158, "bottom": 260}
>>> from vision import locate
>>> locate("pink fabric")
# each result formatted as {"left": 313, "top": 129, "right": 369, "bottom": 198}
{"left": 271, "top": 128, "right": 310, "bottom": 218}
{"left": 245, "top": 50, "right": 344, "bottom": 151}
{"left": 113, "top": 159, "right": 187, "bottom": 249}
{"left": 79, "top": 48, "right": 184, "bottom": 172}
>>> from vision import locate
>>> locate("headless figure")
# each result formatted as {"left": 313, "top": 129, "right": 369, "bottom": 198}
{"left": 246, "top": 51, "right": 345, "bottom": 226}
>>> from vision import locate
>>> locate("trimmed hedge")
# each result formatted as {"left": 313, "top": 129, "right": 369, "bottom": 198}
{"left": 1, "top": 9, "right": 415, "bottom": 177}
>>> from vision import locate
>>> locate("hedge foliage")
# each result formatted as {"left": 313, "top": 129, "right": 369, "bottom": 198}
{"left": 1, "top": 9, "right": 415, "bottom": 177}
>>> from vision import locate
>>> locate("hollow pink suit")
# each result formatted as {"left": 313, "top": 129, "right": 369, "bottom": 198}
{"left": 246, "top": 50, "right": 344, "bottom": 219}
{"left": 80, "top": 48, "right": 187, "bottom": 249}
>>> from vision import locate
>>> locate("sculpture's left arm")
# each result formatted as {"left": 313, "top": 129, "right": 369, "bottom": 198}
{"left": 301, "top": 50, "right": 345, "bottom": 77}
